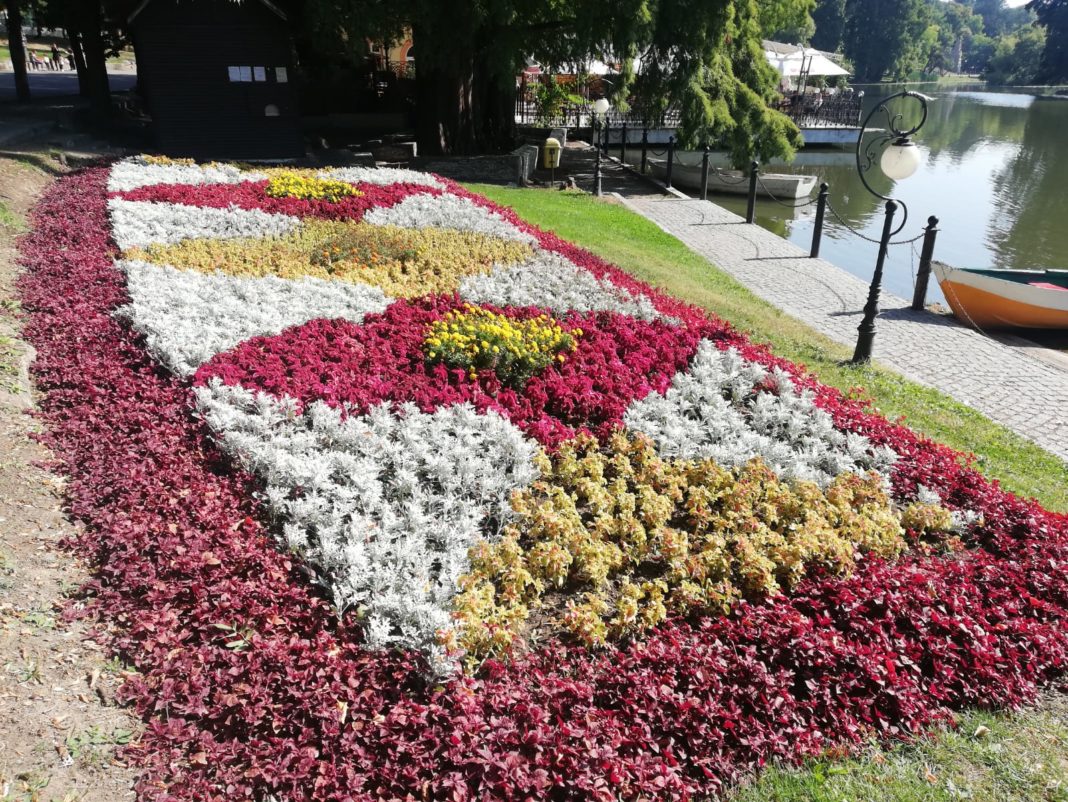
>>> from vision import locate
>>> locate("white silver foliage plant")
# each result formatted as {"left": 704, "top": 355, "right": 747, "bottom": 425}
{"left": 460, "top": 252, "right": 668, "bottom": 322}
{"left": 194, "top": 382, "right": 540, "bottom": 673}
{"left": 915, "top": 484, "right": 984, "bottom": 533}
{"left": 107, "top": 198, "right": 300, "bottom": 250}
{"left": 363, "top": 193, "right": 536, "bottom": 244}
{"left": 624, "top": 342, "right": 898, "bottom": 486}
{"left": 116, "top": 260, "right": 391, "bottom": 376}
{"left": 318, "top": 166, "right": 446, "bottom": 189}
{"left": 108, "top": 156, "right": 266, "bottom": 193}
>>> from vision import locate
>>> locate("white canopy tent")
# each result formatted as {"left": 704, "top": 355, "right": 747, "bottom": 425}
{"left": 765, "top": 47, "right": 850, "bottom": 78}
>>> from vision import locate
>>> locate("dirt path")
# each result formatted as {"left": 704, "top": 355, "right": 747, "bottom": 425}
{"left": 0, "top": 155, "right": 139, "bottom": 802}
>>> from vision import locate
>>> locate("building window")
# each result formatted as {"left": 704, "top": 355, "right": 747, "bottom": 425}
{"left": 253, "top": 66, "right": 266, "bottom": 82}
{"left": 265, "top": 104, "right": 280, "bottom": 117}
{"left": 228, "top": 66, "right": 253, "bottom": 82}
{"left": 275, "top": 66, "right": 288, "bottom": 83}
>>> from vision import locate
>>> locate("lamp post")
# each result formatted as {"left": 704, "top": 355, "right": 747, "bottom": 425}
{"left": 591, "top": 97, "right": 610, "bottom": 197}
{"left": 851, "top": 90, "right": 931, "bottom": 364}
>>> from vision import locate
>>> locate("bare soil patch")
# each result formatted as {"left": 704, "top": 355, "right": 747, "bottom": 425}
{"left": 0, "top": 154, "right": 139, "bottom": 802}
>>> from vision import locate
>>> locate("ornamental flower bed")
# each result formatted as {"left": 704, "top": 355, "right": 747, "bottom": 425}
{"left": 15, "top": 156, "right": 1068, "bottom": 801}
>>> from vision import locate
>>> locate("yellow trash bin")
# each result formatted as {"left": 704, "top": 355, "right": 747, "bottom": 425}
{"left": 542, "top": 137, "right": 562, "bottom": 169}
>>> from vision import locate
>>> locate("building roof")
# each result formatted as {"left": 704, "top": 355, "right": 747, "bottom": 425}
{"left": 128, "top": 0, "right": 288, "bottom": 24}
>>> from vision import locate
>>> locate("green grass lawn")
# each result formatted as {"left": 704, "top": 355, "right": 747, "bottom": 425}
{"left": 466, "top": 183, "right": 1068, "bottom": 801}
{"left": 732, "top": 704, "right": 1068, "bottom": 802}
{"left": 467, "top": 184, "right": 1068, "bottom": 513}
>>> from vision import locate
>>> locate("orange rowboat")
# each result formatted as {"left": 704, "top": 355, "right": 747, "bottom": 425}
{"left": 933, "top": 263, "right": 1068, "bottom": 330}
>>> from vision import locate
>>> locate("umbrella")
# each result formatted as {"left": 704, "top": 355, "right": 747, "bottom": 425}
{"left": 766, "top": 48, "right": 850, "bottom": 78}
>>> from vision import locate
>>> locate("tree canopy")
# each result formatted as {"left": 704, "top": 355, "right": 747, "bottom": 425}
{"left": 841, "top": 0, "right": 929, "bottom": 81}
{"left": 803, "top": 0, "right": 1048, "bottom": 85}
{"left": 302, "top": 0, "right": 804, "bottom": 162}
{"left": 1028, "top": 0, "right": 1068, "bottom": 81}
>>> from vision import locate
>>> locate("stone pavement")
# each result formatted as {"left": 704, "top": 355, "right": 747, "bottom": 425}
{"left": 620, "top": 195, "right": 1068, "bottom": 465}
{"left": 550, "top": 141, "right": 669, "bottom": 199}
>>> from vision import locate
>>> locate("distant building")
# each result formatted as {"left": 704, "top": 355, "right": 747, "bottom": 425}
{"left": 128, "top": 0, "right": 303, "bottom": 160}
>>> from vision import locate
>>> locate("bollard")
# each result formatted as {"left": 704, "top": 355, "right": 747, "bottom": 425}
{"left": 641, "top": 128, "right": 649, "bottom": 174}
{"left": 620, "top": 121, "right": 627, "bottom": 164}
{"left": 810, "top": 182, "right": 830, "bottom": 258}
{"left": 912, "top": 216, "right": 940, "bottom": 310}
{"left": 666, "top": 136, "right": 675, "bottom": 189}
{"left": 746, "top": 160, "right": 759, "bottom": 224}
{"left": 700, "top": 144, "right": 710, "bottom": 201}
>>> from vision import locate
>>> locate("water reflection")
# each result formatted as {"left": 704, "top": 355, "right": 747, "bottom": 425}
{"left": 987, "top": 99, "right": 1068, "bottom": 271}
{"left": 664, "top": 84, "right": 1068, "bottom": 309}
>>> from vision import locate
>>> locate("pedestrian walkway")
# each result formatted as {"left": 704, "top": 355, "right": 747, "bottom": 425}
{"left": 620, "top": 194, "right": 1068, "bottom": 464}
{"left": 553, "top": 141, "right": 669, "bottom": 199}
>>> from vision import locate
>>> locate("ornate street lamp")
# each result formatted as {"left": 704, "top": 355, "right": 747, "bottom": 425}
{"left": 591, "top": 97, "right": 611, "bottom": 197}
{"left": 851, "top": 90, "right": 932, "bottom": 364}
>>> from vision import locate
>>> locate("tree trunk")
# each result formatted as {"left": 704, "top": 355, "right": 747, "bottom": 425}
{"left": 4, "top": 0, "right": 31, "bottom": 103}
{"left": 412, "top": 22, "right": 516, "bottom": 156}
{"left": 65, "top": 26, "right": 90, "bottom": 97}
{"left": 74, "top": 2, "right": 110, "bottom": 116}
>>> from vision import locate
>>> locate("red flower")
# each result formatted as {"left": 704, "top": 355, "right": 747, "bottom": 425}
{"left": 114, "top": 179, "right": 440, "bottom": 223}
{"left": 195, "top": 296, "right": 725, "bottom": 448}
{"left": 15, "top": 165, "right": 1068, "bottom": 802}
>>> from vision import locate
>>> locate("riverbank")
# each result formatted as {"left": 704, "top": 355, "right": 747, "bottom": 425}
{"left": 640, "top": 85, "right": 1068, "bottom": 317}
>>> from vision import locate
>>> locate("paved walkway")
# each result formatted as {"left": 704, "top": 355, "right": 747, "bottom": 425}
{"left": 620, "top": 194, "right": 1068, "bottom": 464}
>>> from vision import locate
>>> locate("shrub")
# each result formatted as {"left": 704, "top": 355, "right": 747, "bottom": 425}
{"left": 130, "top": 222, "right": 534, "bottom": 297}
{"left": 453, "top": 431, "right": 910, "bottom": 663}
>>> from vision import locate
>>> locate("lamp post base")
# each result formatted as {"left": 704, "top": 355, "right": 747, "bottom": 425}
{"left": 851, "top": 331, "right": 875, "bottom": 364}
{"left": 851, "top": 199, "right": 898, "bottom": 365}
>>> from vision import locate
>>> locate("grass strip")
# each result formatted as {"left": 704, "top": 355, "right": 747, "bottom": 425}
{"left": 466, "top": 184, "right": 1068, "bottom": 512}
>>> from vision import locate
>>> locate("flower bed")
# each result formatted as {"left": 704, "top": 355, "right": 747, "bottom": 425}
{"left": 15, "top": 159, "right": 1068, "bottom": 801}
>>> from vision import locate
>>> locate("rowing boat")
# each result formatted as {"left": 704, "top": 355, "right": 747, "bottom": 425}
{"left": 647, "top": 158, "right": 817, "bottom": 199}
{"left": 933, "top": 263, "right": 1068, "bottom": 329}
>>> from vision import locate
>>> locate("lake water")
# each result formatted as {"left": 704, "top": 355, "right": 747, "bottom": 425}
{"left": 651, "top": 84, "right": 1068, "bottom": 310}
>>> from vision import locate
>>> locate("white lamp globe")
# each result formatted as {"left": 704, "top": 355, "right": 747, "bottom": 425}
{"left": 880, "top": 139, "right": 922, "bottom": 181}
{"left": 592, "top": 98, "right": 611, "bottom": 116}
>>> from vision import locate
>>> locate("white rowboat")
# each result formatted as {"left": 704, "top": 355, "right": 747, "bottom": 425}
{"left": 648, "top": 158, "right": 817, "bottom": 199}
{"left": 933, "top": 263, "right": 1068, "bottom": 330}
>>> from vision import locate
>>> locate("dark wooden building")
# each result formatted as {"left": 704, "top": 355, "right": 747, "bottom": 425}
{"left": 129, "top": 0, "right": 304, "bottom": 160}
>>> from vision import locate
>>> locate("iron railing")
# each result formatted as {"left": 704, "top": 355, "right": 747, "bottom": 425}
{"left": 780, "top": 93, "right": 863, "bottom": 128}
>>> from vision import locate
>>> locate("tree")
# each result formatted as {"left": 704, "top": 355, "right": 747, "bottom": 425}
{"left": 984, "top": 23, "right": 1046, "bottom": 83}
{"left": 3, "top": 0, "right": 31, "bottom": 102}
{"left": 303, "top": 0, "right": 802, "bottom": 163}
{"left": 924, "top": 1, "right": 984, "bottom": 74}
{"left": 27, "top": 0, "right": 128, "bottom": 111}
{"left": 969, "top": 0, "right": 1031, "bottom": 36}
{"left": 758, "top": 0, "right": 816, "bottom": 42}
{"left": 841, "top": 0, "right": 928, "bottom": 81}
{"left": 69, "top": 0, "right": 112, "bottom": 114}
{"left": 1028, "top": 0, "right": 1068, "bottom": 81}
{"left": 810, "top": 0, "right": 846, "bottom": 52}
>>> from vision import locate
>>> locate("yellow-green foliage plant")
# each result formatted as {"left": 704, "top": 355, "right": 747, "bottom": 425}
{"left": 127, "top": 221, "right": 534, "bottom": 297}
{"left": 452, "top": 431, "right": 924, "bottom": 666}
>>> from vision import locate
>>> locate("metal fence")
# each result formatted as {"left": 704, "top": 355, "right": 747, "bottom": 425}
{"left": 514, "top": 75, "right": 684, "bottom": 128}
{"left": 780, "top": 93, "right": 863, "bottom": 128}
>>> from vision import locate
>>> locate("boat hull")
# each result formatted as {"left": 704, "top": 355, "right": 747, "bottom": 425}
{"left": 648, "top": 159, "right": 816, "bottom": 199}
{"left": 933, "top": 263, "right": 1068, "bottom": 329}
